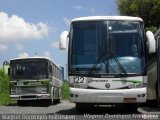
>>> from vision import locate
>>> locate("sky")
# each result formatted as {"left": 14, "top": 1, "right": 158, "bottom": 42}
{"left": 0, "top": 0, "right": 118, "bottom": 69}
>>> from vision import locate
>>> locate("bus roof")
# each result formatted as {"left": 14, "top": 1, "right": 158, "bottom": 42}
{"left": 10, "top": 56, "right": 61, "bottom": 69}
{"left": 72, "top": 16, "right": 143, "bottom": 23}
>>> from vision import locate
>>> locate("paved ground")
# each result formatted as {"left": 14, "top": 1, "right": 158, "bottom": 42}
{"left": 0, "top": 100, "right": 160, "bottom": 120}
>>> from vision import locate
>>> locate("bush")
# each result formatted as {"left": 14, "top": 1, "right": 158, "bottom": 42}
{"left": 0, "top": 69, "right": 14, "bottom": 105}
{"left": 62, "top": 80, "right": 69, "bottom": 99}
{"left": 0, "top": 69, "right": 9, "bottom": 93}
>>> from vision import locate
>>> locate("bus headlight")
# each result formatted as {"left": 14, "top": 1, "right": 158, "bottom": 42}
{"left": 37, "top": 86, "right": 48, "bottom": 94}
{"left": 128, "top": 84, "right": 136, "bottom": 89}
{"left": 11, "top": 87, "right": 17, "bottom": 95}
{"left": 128, "top": 83, "right": 144, "bottom": 89}
{"left": 42, "top": 86, "right": 47, "bottom": 93}
{"left": 136, "top": 83, "right": 144, "bottom": 88}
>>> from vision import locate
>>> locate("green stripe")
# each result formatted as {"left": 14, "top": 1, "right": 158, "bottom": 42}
{"left": 113, "top": 80, "right": 143, "bottom": 84}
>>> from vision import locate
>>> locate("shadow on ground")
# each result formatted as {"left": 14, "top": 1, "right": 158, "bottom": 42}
{"left": 6, "top": 100, "right": 60, "bottom": 107}
{"left": 54, "top": 105, "right": 141, "bottom": 115}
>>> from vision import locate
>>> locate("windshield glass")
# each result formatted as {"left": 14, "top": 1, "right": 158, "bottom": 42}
{"left": 10, "top": 59, "right": 48, "bottom": 80}
{"left": 69, "top": 20, "right": 145, "bottom": 77}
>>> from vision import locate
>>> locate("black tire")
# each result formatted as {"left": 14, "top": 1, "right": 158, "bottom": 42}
{"left": 52, "top": 99, "right": 60, "bottom": 105}
{"left": 39, "top": 99, "right": 52, "bottom": 106}
{"left": 76, "top": 103, "right": 92, "bottom": 112}
{"left": 56, "top": 99, "right": 60, "bottom": 103}
{"left": 158, "top": 98, "right": 160, "bottom": 108}
{"left": 48, "top": 99, "right": 52, "bottom": 105}
{"left": 145, "top": 100, "right": 158, "bottom": 107}
{"left": 17, "top": 100, "right": 26, "bottom": 106}
{"left": 124, "top": 103, "right": 138, "bottom": 111}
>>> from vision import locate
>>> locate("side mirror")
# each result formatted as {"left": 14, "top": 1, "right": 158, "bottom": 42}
{"left": 59, "top": 31, "right": 69, "bottom": 50}
{"left": 146, "top": 31, "right": 156, "bottom": 54}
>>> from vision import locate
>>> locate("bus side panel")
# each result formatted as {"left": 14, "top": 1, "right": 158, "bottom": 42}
{"left": 147, "top": 61, "right": 157, "bottom": 100}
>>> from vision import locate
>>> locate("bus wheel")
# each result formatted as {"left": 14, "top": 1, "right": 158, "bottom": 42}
{"left": 40, "top": 99, "right": 52, "bottom": 106}
{"left": 53, "top": 99, "right": 60, "bottom": 105}
{"left": 17, "top": 100, "right": 26, "bottom": 106}
{"left": 124, "top": 103, "right": 138, "bottom": 111}
{"left": 56, "top": 99, "right": 60, "bottom": 103}
{"left": 76, "top": 103, "right": 92, "bottom": 112}
{"left": 158, "top": 98, "right": 160, "bottom": 108}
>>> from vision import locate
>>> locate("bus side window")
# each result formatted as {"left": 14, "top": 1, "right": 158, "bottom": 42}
{"left": 49, "top": 63, "right": 53, "bottom": 74}
{"left": 57, "top": 69, "right": 59, "bottom": 78}
{"left": 55, "top": 66, "right": 57, "bottom": 76}
{"left": 58, "top": 69, "right": 60, "bottom": 79}
{"left": 52, "top": 64, "right": 54, "bottom": 75}
{"left": 53, "top": 64, "right": 56, "bottom": 76}
{"left": 56, "top": 67, "right": 57, "bottom": 78}
{"left": 52, "top": 63, "right": 54, "bottom": 75}
{"left": 60, "top": 70, "right": 61, "bottom": 79}
{"left": 60, "top": 70, "right": 62, "bottom": 79}
{"left": 56, "top": 67, "right": 58, "bottom": 78}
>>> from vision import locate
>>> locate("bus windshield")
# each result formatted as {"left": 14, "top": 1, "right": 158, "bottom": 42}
{"left": 10, "top": 59, "right": 49, "bottom": 80}
{"left": 69, "top": 20, "right": 146, "bottom": 77}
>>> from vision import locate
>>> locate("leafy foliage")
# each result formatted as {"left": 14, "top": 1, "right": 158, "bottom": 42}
{"left": 62, "top": 80, "right": 69, "bottom": 99}
{"left": 117, "top": 0, "right": 160, "bottom": 33}
{"left": 0, "top": 69, "right": 14, "bottom": 105}
{"left": 0, "top": 69, "right": 9, "bottom": 93}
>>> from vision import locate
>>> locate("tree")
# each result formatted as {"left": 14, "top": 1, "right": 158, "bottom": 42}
{"left": 117, "top": 0, "right": 160, "bottom": 33}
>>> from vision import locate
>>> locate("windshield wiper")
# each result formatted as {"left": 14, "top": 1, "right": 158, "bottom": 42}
{"left": 89, "top": 36, "right": 128, "bottom": 77}
{"left": 89, "top": 51, "right": 108, "bottom": 77}
{"left": 108, "top": 36, "right": 128, "bottom": 77}
{"left": 89, "top": 35, "right": 108, "bottom": 77}
{"left": 89, "top": 51, "right": 128, "bottom": 77}
{"left": 110, "top": 54, "right": 128, "bottom": 77}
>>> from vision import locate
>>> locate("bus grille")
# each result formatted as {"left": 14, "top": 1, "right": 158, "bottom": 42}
{"left": 17, "top": 87, "right": 37, "bottom": 94}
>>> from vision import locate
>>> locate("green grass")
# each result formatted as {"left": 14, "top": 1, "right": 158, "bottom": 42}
{"left": 0, "top": 69, "right": 16, "bottom": 105}
{"left": 62, "top": 80, "right": 69, "bottom": 99}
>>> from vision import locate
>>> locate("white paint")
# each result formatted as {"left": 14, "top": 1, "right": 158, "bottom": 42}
{"left": 59, "top": 31, "right": 69, "bottom": 50}
{"left": 72, "top": 16, "right": 143, "bottom": 22}
{"left": 146, "top": 31, "right": 156, "bottom": 54}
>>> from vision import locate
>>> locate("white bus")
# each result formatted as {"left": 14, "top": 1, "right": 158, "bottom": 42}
{"left": 59, "top": 16, "right": 155, "bottom": 111}
{"left": 8, "top": 57, "right": 63, "bottom": 105}
{"left": 146, "top": 29, "right": 160, "bottom": 107}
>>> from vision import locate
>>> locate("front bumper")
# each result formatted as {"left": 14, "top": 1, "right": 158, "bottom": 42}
{"left": 10, "top": 94, "right": 51, "bottom": 100}
{"left": 69, "top": 87, "right": 146, "bottom": 103}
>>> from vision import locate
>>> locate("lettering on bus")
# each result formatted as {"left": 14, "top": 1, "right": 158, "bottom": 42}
{"left": 88, "top": 79, "right": 108, "bottom": 83}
